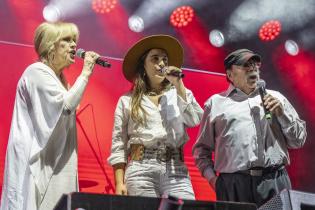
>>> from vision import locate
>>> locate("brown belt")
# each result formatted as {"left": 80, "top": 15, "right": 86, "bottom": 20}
{"left": 129, "top": 144, "right": 184, "bottom": 162}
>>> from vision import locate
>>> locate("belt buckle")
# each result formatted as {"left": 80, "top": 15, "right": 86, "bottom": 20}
{"left": 130, "top": 144, "right": 144, "bottom": 161}
{"left": 157, "top": 146, "right": 172, "bottom": 162}
{"left": 249, "top": 169, "right": 263, "bottom": 176}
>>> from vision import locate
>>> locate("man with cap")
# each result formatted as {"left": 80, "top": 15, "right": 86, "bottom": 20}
{"left": 108, "top": 34, "right": 203, "bottom": 199}
{"left": 193, "top": 49, "right": 306, "bottom": 206}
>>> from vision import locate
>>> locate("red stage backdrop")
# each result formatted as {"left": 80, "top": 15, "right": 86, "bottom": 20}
{"left": 1, "top": 0, "right": 315, "bottom": 204}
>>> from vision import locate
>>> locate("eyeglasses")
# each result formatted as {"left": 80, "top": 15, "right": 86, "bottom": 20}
{"left": 242, "top": 60, "right": 261, "bottom": 69}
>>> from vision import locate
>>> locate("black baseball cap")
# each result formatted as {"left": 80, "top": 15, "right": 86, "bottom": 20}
{"left": 224, "top": 49, "right": 261, "bottom": 70}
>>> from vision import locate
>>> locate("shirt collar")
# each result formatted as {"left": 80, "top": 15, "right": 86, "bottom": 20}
{"left": 225, "top": 83, "right": 260, "bottom": 97}
{"left": 225, "top": 84, "right": 236, "bottom": 97}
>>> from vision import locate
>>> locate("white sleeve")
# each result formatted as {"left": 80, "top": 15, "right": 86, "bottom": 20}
{"left": 63, "top": 75, "right": 88, "bottom": 114}
{"left": 275, "top": 92, "right": 307, "bottom": 149}
{"left": 192, "top": 101, "right": 216, "bottom": 182}
{"left": 108, "top": 96, "right": 129, "bottom": 165}
{"left": 177, "top": 88, "right": 203, "bottom": 127}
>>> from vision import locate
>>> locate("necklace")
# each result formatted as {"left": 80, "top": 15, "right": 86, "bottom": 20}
{"left": 146, "top": 89, "right": 163, "bottom": 96}
{"left": 147, "top": 91, "right": 159, "bottom": 96}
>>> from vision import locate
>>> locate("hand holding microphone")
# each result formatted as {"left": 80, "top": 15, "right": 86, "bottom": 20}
{"left": 76, "top": 48, "right": 111, "bottom": 68}
{"left": 257, "top": 80, "right": 284, "bottom": 119}
{"left": 78, "top": 50, "right": 100, "bottom": 78}
{"left": 161, "top": 66, "right": 187, "bottom": 101}
{"left": 160, "top": 66, "right": 185, "bottom": 78}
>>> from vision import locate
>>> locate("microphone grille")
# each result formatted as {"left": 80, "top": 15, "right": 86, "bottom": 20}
{"left": 257, "top": 79, "right": 266, "bottom": 88}
{"left": 76, "top": 48, "right": 85, "bottom": 58}
{"left": 160, "top": 67, "right": 167, "bottom": 73}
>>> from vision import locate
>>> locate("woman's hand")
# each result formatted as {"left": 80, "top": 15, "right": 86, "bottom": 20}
{"left": 81, "top": 51, "right": 100, "bottom": 79}
{"left": 115, "top": 182, "right": 128, "bottom": 195}
{"left": 165, "top": 66, "right": 187, "bottom": 101}
{"left": 164, "top": 66, "right": 183, "bottom": 85}
{"left": 113, "top": 163, "right": 127, "bottom": 195}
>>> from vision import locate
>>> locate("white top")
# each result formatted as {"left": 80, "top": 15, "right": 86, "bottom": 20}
{"left": 1, "top": 62, "right": 88, "bottom": 210}
{"left": 108, "top": 87, "right": 203, "bottom": 166}
{"left": 193, "top": 84, "right": 307, "bottom": 182}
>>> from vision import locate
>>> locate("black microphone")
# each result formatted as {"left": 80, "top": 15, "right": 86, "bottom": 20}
{"left": 160, "top": 67, "right": 185, "bottom": 78}
{"left": 257, "top": 79, "right": 272, "bottom": 119}
{"left": 76, "top": 48, "right": 111, "bottom": 68}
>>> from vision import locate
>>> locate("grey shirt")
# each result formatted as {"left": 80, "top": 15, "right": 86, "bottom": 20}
{"left": 193, "top": 84, "right": 307, "bottom": 182}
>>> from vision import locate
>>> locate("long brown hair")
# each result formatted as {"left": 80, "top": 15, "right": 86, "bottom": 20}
{"left": 130, "top": 49, "right": 170, "bottom": 126}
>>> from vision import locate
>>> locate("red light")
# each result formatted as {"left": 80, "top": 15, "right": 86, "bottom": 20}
{"left": 259, "top": 20, "right": 281, "bottom": 41}
{"left": 170, "top": 6, "right": 194, "bottom": 28}
{"left": 92, "top": 0, "right": 117, "bottom": 14}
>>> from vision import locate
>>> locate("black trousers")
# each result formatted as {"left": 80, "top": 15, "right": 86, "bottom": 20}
{"left": 216, "top": 168, "right": 291, "bottom": 207}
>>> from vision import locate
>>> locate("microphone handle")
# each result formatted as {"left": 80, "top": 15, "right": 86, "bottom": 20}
{"left": 77, "top": 49, "right": 111, "bottom": 68}
{"left": 167, "top": 71, "right": 185, "bottom": 78}
{"left": 95, "top": 58, "right": 111, "bottom": 67}
{"left": 258, "top": 86, "right": 272, "bottom": 119}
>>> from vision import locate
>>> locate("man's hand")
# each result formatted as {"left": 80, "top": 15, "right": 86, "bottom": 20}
{"left": 263, "top": 94, "right": 284, "bottom": 117}
{"left": 209, "top": 176, "right": 218, "bottom": 191}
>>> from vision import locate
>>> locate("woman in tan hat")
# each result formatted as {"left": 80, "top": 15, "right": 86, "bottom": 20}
{"left": 108, "top": 35, "right": 203, "bottom": 199}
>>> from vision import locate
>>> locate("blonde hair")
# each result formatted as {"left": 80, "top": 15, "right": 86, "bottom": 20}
{"left": 34, "top": 22, "right": 79, "bottom": 62}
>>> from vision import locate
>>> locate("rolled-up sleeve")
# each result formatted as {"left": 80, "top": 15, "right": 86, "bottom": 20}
{"left": 192, "top": 101, "right": 216, "bottom": 182}
{"left": 108, "top": 96, "right": 129, "bottom": 165}
{"left": 177, "top": 89, "right": 203, "bottom": 127}
{"left": 275, "top": 93, "right": 307, "bottom": 149}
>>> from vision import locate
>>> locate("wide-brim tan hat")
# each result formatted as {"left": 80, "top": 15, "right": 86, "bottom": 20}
{"left": 122, "top": 34, "right": 184, "bottom": 82}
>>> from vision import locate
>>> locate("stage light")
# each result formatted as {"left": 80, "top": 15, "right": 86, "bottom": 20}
{"left": 92, "top": 0, "right": 117, "bottom": 14}
{"left": 43, "top": 5, "right": 61, "bottom": 22}
{"left": 285, "top": 40, "right": 299, "bottom": 56}
{"left": 259, "top": 20, "right": 281, "bottom": 41}
{"left": 170, "top": 6, "right": 194, "bottom": 28}
{"left": 209, "top": 30, "right": 225, "bottom": 47}
{"left": 128, "top": 15, "right": 144, "bottom": 32}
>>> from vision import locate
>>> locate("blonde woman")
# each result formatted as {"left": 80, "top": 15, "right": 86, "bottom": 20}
{"left": 0, "top": 22, "right": 99, "bottom": 210}
{"left": 108, "top": 35, "right": 203, "bottom": 200}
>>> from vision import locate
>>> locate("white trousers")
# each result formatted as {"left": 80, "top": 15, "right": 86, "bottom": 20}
{"left": 125, "top": 158, "right": 195, "bottom": 200}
